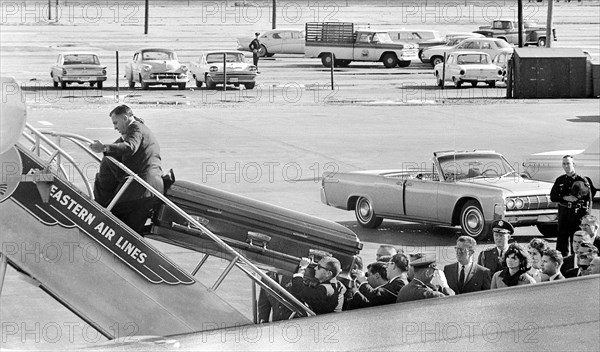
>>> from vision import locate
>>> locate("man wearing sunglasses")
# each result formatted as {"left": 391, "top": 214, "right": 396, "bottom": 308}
{"left": 565, "top": 242, "right": 599, "bottom": 278}
{"left": 579, "top": 215, "right": 600, "bottom": 250}
{"left": 561, "top": 230, "right": 593, "bottom": 275}
{"left": 291, "top": 256, "right": 346, "bottom": 315}
{"left": 347, "top": 253, "right": 409, "bottom": 309}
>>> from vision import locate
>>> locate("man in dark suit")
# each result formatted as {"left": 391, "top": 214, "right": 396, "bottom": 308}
{"left": 561, "top": 231, "right": 592, "bottom": 275}
{"left": 445, "top": 236, "right": 491, "bottom": 294}
{"left": 291, "top": 256, "right": 346, "bottom": 315}
{"left": 257, "top": 271, "right": 293, "bottom": 323}
{"left": 565, "top": 243, "right": 598, "bottom": 278}
{"left": 579, "top": 215, "right": 600, "bottom": 250}
{"left": 477, "top": 220, "right": 513, "bottom": 274}
{"left": 347, "top": 253, "right": 409, "bottom": 309}
{"left": 541, "top": 249, "right": 565, "bottom": 281}
{"left": 90, "top": 105, "right": 163, "bottom": 234}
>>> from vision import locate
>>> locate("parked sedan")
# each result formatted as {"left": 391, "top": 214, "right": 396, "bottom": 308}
{"left": 321, "top": 150, "right": 558, "bottom": 239}
{"left": 421, "top": 37, "right": 513, "bottom": 66}
{"left": 522, "top": 138, "right": 599, "bottom": 194}
{"left": 434, "top": 51, "right": 503, "bottom": 88}
{"left": 236, "top": 29, "right": 305, "bottom": 57}
{"left": 125, "top": 48, "right": 188, "bottom": 90}
{"left": 50, "top": 52, "right": 107, "bottom": 89}
{"left": 189, "top": 51, "right": 257, "bottom": 90}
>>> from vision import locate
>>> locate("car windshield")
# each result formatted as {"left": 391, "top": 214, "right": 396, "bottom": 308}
{"left": 373, "top": 32, "right": 394, "bottom": 43}
{"left": 206, "top": 53, "right": 245, "bottom": 63}
{"left": 142, "top": 50, "right": 175, "bottom": 60}
{"left": 420, "top": 31, "right": 441, "bottom": 39}
{"left": 63, "top": 54, "right": 99, "bottom": 65}
{"left": 456, "top": 54, "right": 490, "bottom": 64}
{"left": 437, "top": 153, "right": 515, "bottom": 180}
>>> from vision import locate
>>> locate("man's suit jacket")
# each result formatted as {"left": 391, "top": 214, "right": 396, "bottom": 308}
{"left": 257, "top": 272, "right": 293, "bottom": 323}
{"left": 549, "top": 272, "right": 566, "bottom": 281}
{"left": 561, "top": 255, "right": 576, "bottom": 276}
{"left": 477, "top": 247, "right": 504, "bottom": 274}
{"left": 444, "top": 262, "right": 491, "bottom": 294}
{"left": 348, "top": 276, "right": 407, "bottom": 309}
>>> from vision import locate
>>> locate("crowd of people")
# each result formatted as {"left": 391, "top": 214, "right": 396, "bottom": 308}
{"left": 259, "top": 215, "right": 600, "bottom": 321}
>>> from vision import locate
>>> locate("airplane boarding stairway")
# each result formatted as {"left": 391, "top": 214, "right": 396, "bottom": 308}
{"left": 0, "top": 120, "right": 334, "bottom": 339}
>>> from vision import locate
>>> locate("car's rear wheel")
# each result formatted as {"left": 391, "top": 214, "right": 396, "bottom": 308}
{"left": 89, "top": 82, "right": 95, "bottom": 87}
{"left": 244, "top": 82, "right": 255, "bottom": 89}
{"left": 382, "top": 53, "right": 399, "bottom": 68}
{"left": 355, "top": 197, "right": 383, "bottom": 228}
{"left": 431, "top": 56, "right": 444, "bottom": 67}
{"left": 258, "top": 45, "right": 268, "bottom": 57}
{"left": 178, "top": 83, "right": 186, "bottom": 90}
{"left": 398, "top": 60, "right": 411, "bottom": 68}
{"left": 459, "top": 200, "right": 490, "bottom": 240}
{"left": 536, "top": 223, "right": 558, "bottom": 238}
{"left": 537, "top": 37, "right": 546, "bottom": 46}
{"left": 321, "top": 53, "right": 334, "bottom": 68}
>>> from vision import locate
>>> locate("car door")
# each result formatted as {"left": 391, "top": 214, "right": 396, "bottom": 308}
{"left": 278, "top": 31, "right": 294, "bottom": 53}
{"left": 444, "top": 54, "right": 457, "bottom": 81}
{"left": 290, "top": 31, "right": 304, "bottom": 54}
{"left": 265, "top": 32, "right": 283, "bottom": 54}
{"left": 480, "top": 41, "right": 496, "bottom": 57}
{"left": 52, "top": 54, "right": 62, "bottom": 79}
{"left": 403, "top": 172, "right": 440, "bottom": 220}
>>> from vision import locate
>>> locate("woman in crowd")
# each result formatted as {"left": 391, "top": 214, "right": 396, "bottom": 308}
{"left": 527, "top": 238, "right": 550, "bottom": 282}
{"left": 491, "top": 243, "right": 536, "bottom": 289}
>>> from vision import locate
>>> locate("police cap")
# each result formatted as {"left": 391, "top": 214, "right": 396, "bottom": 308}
{"left": 408, "top": 253, "right": 436, "bottom": 268}
{"left": 492, "top": 220, "right": 514, "bottom": 235}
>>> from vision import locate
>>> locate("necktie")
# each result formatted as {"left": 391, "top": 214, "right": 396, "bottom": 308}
{"left": 459, "top": 265, "right": 466, "bottom": 291}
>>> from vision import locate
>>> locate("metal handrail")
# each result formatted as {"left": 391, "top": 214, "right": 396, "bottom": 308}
{"left": 21, "top": 124, "right": 95, "bottom": 197}
{"left": 19, "top": 124, "right": 315, "bottom": 319}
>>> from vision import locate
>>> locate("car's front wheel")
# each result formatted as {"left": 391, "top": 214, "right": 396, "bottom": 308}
{"left": 60, "top": 81, "right": 66, "bottom": 89}
{"left": 195, "top": 79, "right": 203, "bottom": 88}
{"left": 53, "top": 80, "right": 58, "bottom": 88}
{"left": 97, "top": 82, "right": 103, "bottom": 89}
{"left": 453, "top": 77, "right": 462, "bottom": 88}
{"left": 321, "top": 53, "right": 334, "bottom": 68}
{"left": 459, "top": 200, "right": 490, "bottom": 240}
{"left": 436, "top": 73, "right": 443, "bottom": 87}
{"left": 488, "top": 81, "right": 496, "bottom": 88}
{"left": 178, "top": 83, "right": 186, "bottom": 90}
{"left": 471, "top": 81, "right": 478, "bottom": 87}
{"left": 140, "top": 75, "right": 149, "bottom": 90}
{"left": 355, "top": 196, "right": 383, "bottom": 229}
{"left": 128, "top": 77, "right": 135, "bottom": 88}
{"left": 536, "top": 223, "right": 558, "bottom": 238}
{"left": 398, "top": 60, "right": 411, "bottom": 68}
{"left": 244, "top": 82, "right": 255, "bottom": 89}
{"left": 205, "top": 74, "right": 216, "bottom": 89}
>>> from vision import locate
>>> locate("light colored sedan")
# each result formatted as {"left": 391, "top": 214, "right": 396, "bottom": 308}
{"left": 422, "top": 37, "right": 513, "bottom": 66}
{"left": 50, "top": 52, "right": 107, "bottom": 89}
{"left": 236, "top": 29, "right": 305, "bottom": 57}
{"left": 434, "top": 51, "right": 503, "bottom": 88}
{"left": 125, "top": 48, "right": 189, "bottom": 90}
{"left": 189, "top": 51, "right": 257, "bottom": 90}
{"left": 321, "top": 150, "right": 558, "bottom": 239}
{"left": 522, "top": 138, "right": 599, "bottom": 194}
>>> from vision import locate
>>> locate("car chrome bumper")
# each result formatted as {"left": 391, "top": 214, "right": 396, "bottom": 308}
{"left": 208, "top": 73, "right": 256, "bottom": 84}
{"left": 61, "top": 76, "right": 107, "bottom": 83}
{"left": 504, "top": 211, "right": 558, "bottom": 226}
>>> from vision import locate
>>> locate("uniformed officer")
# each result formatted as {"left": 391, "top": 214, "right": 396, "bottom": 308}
{"left": 396, "top": 253, "right": 454, "bottom": 303}
{"left": 478, "top": 220, "right": 514, "bottom": 274}
{"left": 550, "top": 155, "right": 592, "bottom": 256}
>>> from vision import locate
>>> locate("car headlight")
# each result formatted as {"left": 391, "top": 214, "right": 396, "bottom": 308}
{"left": 209, "top": 66, "right": 218, "bottom": 72}
{"left": 506, "top": 199, "right": 515, "bottom": 210}
{"left": 102, "top": 69, "right": 107, "bottom": 75}
{"left": 180, "top": 65, "right": 188, "bottom": 72}
{"left": 248, "top": 66, "right": 257, "bottom": 72}
{"left": 62, "top": 69, "right": 67, "bottom": 75}
{"left": 459, "top": 70, "right": 465, "bottom": 75}
{"left": 498, "top": 70, "right": 503, "bottom": 75}
{"left": 514, "top": 198, "right": 524, "bottom": 209}
{"left": 142, "top": 65, "right": 152, "bottom": 72}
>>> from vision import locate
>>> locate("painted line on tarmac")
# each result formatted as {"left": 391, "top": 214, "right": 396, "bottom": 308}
{"left": 37, "top": 121, "right": 53, "bottom": 126}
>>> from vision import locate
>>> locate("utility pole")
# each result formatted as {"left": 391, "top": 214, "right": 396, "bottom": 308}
{"left": 272, "top": 0, "right": 276, "bottom": 29}
{"left": 546, "top": 0, "right": 554, "bottom": 47}
{"left": 144, "top": 0, "right": 149, "bottom": 35}
{"left": 517, "top": 0, "right": 524, "bottom": 47}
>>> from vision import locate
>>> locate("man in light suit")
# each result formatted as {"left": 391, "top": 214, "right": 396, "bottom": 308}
{"left": 445, "top": 236, "right": 492, "bottom": 294}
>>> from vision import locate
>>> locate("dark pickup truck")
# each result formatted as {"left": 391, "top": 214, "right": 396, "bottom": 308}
{"left": 474, "top": 19, "right": 557, "bottom": 46}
